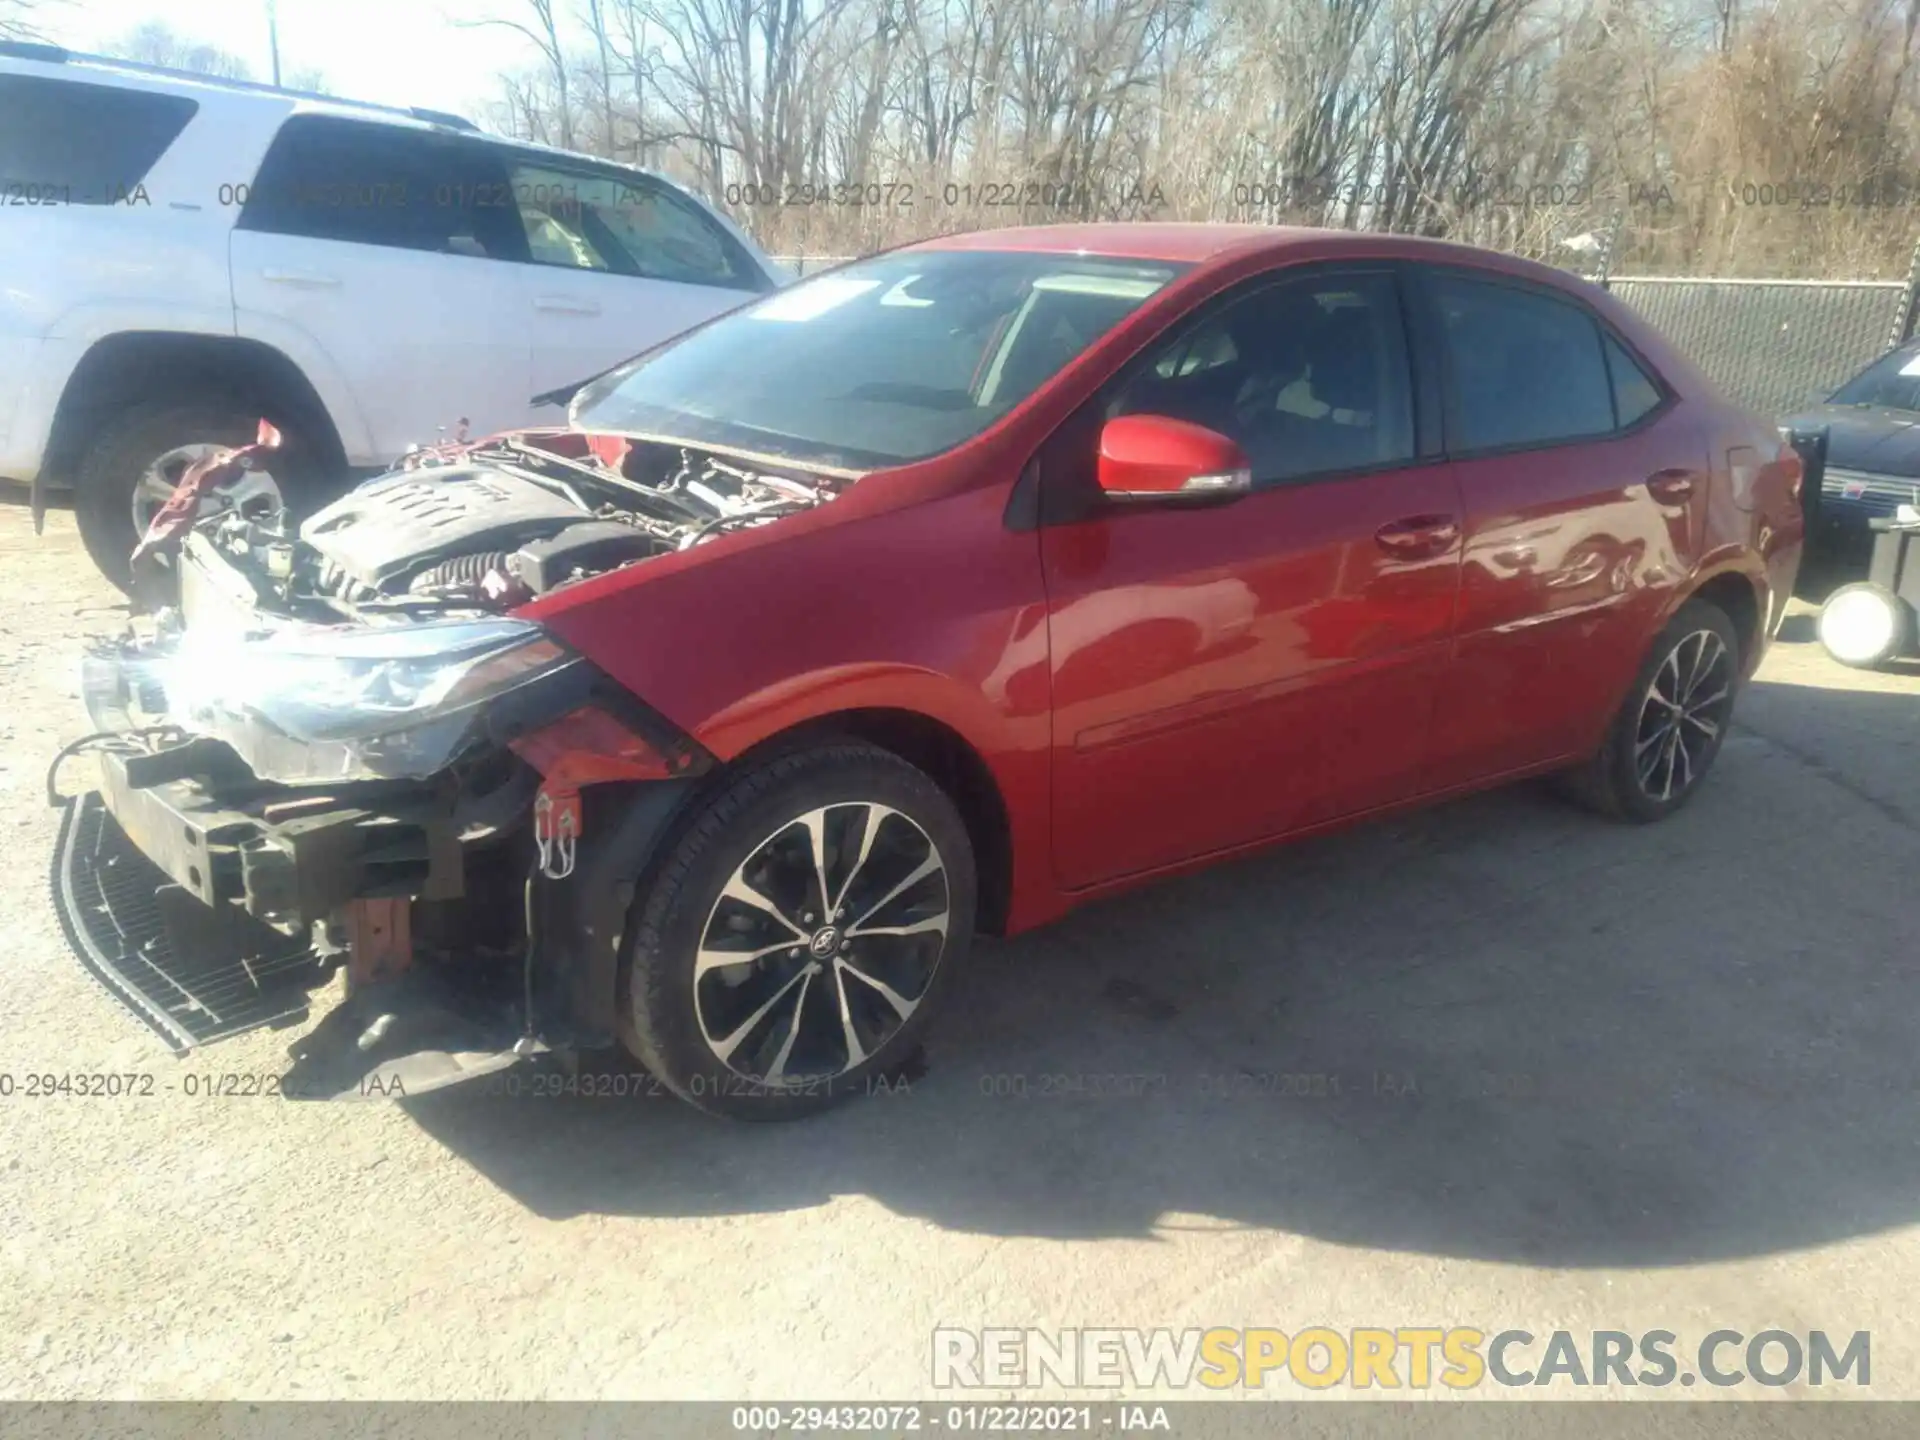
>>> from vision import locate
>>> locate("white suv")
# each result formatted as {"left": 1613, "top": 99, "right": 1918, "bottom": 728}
{"left": 0, "top": 43, "right": 786, "bottom": 584}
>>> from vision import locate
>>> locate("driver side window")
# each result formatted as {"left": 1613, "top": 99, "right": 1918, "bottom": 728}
{"left": 1110, "top": 271, "right": 1416, "bottom": 485}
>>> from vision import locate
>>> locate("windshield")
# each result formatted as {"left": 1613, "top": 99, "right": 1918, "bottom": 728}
{"left": 571, "top": 249, "right": 1188, "bottom": 469}
{"left": 1829, "top": 345, "right": 1920, "bottom": 411}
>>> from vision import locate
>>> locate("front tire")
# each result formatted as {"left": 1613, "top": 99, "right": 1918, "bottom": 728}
{"left": 1560, "top": 598, "right": 1742, "bottom": 822}
{"left": 74, "top": 400, "right": 316, "bottom": 590}
{"left": 618, "top": 742, "right": 977, "bottom": 1120}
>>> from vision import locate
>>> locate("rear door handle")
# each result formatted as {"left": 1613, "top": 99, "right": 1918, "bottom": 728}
{"left": 1646, "top": 469, "right": 1695, "bottom": 503}
{"left": 1374, "top": 514, "right": 1460, "bottom": 557}
{"left": 535, "top": 296, "right": 602, "bottom": 315}
{"left": 260, "top": 269, "right": 340, "bottom": 288}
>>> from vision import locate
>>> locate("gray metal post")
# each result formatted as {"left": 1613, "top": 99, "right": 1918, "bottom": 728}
{"left": 1888, "top": 233, "right": 1920, "bottom": 352}
{"left": 1590, "top": 209, "right": 1627, "bottom": 289}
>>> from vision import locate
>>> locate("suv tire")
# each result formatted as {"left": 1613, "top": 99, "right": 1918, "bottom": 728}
{"left": 75, "top": 400, "right": 317, "bottom": 590}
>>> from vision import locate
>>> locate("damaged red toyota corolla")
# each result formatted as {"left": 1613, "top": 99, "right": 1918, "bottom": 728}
{"left": 49, "top": 225, "right": 1805, "bottom": 1117}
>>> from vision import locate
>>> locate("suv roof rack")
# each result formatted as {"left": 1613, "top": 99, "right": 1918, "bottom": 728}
{"left": 0, "top": 41, "right": 479, "bottom": 131}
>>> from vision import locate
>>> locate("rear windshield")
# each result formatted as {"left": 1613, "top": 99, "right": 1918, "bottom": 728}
{"left": 571, "top": 249, "right": 1187, "bottom": 469}
{"left": 1828, "top": 345, "right": 1920, "bottom": 412}
{"left": 0, "top": 75, "right": 198, "bottom": 203}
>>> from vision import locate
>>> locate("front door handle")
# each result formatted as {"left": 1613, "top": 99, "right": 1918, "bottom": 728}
{"left": 1375, "top": 514, "right": 1460, "bottom": 557}
{"left": 1646, "top": 469, "right": 1695, "bottom": 503}
{"left": 536, "top": 296, "right": 602, "bottom": 315}
{"left": 260, "top": 269, "right": 340, "bottom": 288}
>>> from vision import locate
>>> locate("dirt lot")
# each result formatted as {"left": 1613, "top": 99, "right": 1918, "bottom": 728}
{"left": 1, "top": 494, "right": 1917, "bottom": 1402}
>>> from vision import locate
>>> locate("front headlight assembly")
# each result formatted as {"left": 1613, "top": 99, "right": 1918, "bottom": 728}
{"left": 91, "top": 618, "right": 579, "bottom": 785}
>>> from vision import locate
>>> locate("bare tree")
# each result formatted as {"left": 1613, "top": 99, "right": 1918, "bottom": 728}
{"left": 464, "top": 0, "right": 577, "bottom": 148}
{"left": 1, "top": 0, "right": 58, "bottom": 41}
{"left": 107, "top": 21, "right": 254, "bottom": 78}
{"left": 283, "top": 66, "right": 332, "bottom": 94}
{"left": 470, "top": 0, "right": 1920, "bottom": 275}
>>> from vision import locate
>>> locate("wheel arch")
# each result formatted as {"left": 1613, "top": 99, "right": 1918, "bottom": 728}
{"left": 43, "top": 332, "right": 348, "bottom": 481}
{"left": 1680, "top": 566, "right": 1765, "bottom": 675}
{"left": 546, "top": 704, "right": 1020, "bottom": 1048}
{"left": 727, "top": 707, "right": 1016, "bottom": 939}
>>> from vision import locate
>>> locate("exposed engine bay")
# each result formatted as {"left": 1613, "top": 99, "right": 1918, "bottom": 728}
{"left": 185, "top": 430, "right": 839, "bottom": 623}
{"left": 48, "top": 429, "right": 835, "bottom": 1100}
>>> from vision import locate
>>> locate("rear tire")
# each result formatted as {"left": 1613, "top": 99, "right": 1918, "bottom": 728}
{"left": 618, "top": 742, "right": 976, "bottom": 1120}
{"left": 74, "top": 400, "right": 318, "bottom": 590}
{"left": 1558, "top": 599, "right": 1742, "bottom": 823}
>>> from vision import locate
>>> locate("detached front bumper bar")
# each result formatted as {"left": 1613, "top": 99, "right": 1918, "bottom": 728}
{"left": 54, "top": 791, "right": 535, "bottom": 1095}
{"left": 52, "top": 793, "right": 321, "bottom": 1053}
{"left": 49, "top": 738, "right": 516, "bottom": 1092}
{"left": 48, "top": 678, "right": 710, "bottom": 1092}
{"left": 82, "top": 739, "right": 465, "bottom": 935}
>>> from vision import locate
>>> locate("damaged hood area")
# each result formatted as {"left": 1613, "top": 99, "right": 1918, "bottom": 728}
{"left": 87, "top": 430, "right": 847, "bottom": 785}
{"left": 232, "top": 428, "right": 845, "bottom": 622}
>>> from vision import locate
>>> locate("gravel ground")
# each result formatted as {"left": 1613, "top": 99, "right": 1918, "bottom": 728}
{"left": 1, "top": 494, "right": 1917, "bottom": 1403}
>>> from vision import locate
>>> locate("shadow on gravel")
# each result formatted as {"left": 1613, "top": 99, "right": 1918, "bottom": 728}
{"left": 407, "top": 678, "right": 1920, "bottom": 1267}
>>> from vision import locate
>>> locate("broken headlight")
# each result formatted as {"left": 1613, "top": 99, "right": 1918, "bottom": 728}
{"left": 148, "top": 618, "right": 577, "bottom": 784}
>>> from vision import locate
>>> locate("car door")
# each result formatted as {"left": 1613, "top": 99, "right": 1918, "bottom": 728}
{"left": 231, "top": 116, "right": 531, "bottom": 464}
{"left": 1415, "top": 266, "right": 1711, "bottom": 788}
{"left": 497, "top": 154, "right": 773, "bottom": 408}
{"left": 1039, "top": 266, "right": 1466, "bottom": 889}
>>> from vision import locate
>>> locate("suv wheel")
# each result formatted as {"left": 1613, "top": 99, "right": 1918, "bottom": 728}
{"left": 1559, "top": 598, "right": 1742, "bottom": 822}
{"left": 75, "top": 401, "right": 314, "bottom": 589}
{"left": 619, "top": 743, "right": 977, "bottom": 1120}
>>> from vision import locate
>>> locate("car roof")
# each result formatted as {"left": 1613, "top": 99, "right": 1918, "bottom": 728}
{"left": 908, "top": 223, "right": 1308, "bottom": 263}
{"left": 908, "top": 222, "right": 1594, "bottom": 287}
{"left": 1, "top": 43, "right": 483, "bottom": 132}
{"left": 0, "top": 43, "right": 702, "bottom": 191}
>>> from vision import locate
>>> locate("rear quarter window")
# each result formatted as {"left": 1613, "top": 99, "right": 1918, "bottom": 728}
{"left": 1603, "top": 332, "right": 1665, "bottom": 427}
{"left": 0, "top": 74, "right": 198, "bottom": 204}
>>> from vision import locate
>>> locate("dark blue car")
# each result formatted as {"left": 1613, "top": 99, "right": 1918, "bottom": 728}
{"left": 1785, "top": 341, "right": 1920, "bottom": 543}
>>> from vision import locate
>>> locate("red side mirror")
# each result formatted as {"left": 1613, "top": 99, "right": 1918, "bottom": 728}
{"left": 1097, "top": 414, "right": 1252, "bottom": 503}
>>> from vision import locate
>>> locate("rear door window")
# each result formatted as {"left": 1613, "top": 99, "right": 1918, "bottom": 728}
{"left": 0, "top": 75, "right": 197, "bottom": 203}
{"left": 1429, "top": 272, "right": 1615, "bottom": 451}
{"left": 238, "top": 116, "right": 526, "bottom": 260}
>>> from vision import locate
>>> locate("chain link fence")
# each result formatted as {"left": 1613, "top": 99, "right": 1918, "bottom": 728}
{"left": 1604, "top": 277, "right": 1913, "bottom": 415}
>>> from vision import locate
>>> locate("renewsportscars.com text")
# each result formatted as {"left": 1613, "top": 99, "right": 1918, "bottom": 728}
{"left": 931, "top": 1326, "right": 1871, "bottom": 1391}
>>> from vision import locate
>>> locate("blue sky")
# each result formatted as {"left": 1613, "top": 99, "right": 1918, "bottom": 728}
{"left": 44, "top": 0, "right": 539, "bottom": 121}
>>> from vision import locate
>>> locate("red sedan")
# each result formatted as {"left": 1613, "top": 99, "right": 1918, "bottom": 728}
{"left": 57, "top": 224, "right": 1804, "bottom": 1117}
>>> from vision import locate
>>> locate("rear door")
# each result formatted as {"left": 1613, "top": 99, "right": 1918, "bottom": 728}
{"left": 1415, "top": 265, "right": 1710, "bottom": 787}
{"left": 1040, "top": 265, "right": 1465, "bottom": 888}
{"left": 232, "top": 116, "right": 531, "bottom": 463}
{"left": 495, "top": 153, "right": 774, "bottom": 405}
